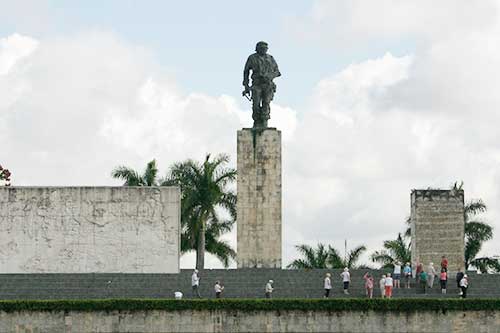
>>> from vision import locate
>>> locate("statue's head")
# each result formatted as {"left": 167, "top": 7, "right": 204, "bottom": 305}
{"left": 255, "top": 41, "right": 268, "bottom": 55}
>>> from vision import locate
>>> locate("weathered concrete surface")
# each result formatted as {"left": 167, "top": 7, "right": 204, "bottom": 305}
{"left": 411, "top": 189, "right": 465, "bottom": 272}
{"left": 2, "top": 309, "right": 500, "bottom": 332}
{"left": 237, "top": 128, "right": 282, "bottom": 268}
{"left": 0, "top": 187, "right": 180, "bottom": 273}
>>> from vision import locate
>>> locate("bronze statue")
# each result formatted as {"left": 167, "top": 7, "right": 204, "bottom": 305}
{"left": 243, "top": 41, "right": 281, "bottom": 128}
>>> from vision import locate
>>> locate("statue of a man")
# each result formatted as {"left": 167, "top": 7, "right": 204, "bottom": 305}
{"left": 242, "top": 41, "right": 281, "bottom": 128}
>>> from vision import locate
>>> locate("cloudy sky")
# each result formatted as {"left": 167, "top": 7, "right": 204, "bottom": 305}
{"left": 1, "top": 0, "right": 500, "bottom": 268}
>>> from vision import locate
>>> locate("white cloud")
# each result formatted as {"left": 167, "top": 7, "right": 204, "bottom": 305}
{"left": 288, "top": 0, "right": 499, "bottom": 48}
{"left": 282, "top": 1, "right": 500, "bottom": 266}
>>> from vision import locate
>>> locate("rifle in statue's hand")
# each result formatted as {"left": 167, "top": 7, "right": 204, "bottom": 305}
{"left": 242, "top": 86, "right": 251, "bottom": 101}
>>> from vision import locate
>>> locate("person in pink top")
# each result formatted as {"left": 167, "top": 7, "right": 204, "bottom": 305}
{"left": 440, "top": 268, "right": 448, "bottom": 294}
{"left": 363, "top": 272, "right": 374, "bottom": 299}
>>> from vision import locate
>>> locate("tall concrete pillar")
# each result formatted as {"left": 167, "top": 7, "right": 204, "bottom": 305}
{"left": 237, "top": 128, "right": 282, "bottom": 268}
{"left": 410, "top": 189, "right": 465, "bottom": 272}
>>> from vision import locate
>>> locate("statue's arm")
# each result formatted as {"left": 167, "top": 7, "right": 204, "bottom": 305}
{"left": 270, "top": 56, "right": 281, "bottom": 79}
{"left": 243, "top": 56, "right": 252, "bottom": 88}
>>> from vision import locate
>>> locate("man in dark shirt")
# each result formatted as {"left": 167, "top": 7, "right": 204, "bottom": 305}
{"left": 243, "top": 41, "right": 281, "bottom": 128}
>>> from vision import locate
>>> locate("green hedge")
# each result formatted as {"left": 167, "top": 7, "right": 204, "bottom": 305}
{"left": 0, "top": 298, "right": 499, "bottom": 313}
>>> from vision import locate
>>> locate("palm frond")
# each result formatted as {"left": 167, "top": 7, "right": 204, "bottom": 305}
{"left": 143, "top": 159, "right": 158, "bottom": 186}
{"left": 347, "top": 245, "right": 367, "bottom": 269}
{"left": 111, "top": 167, "right": 143, "bottom": 186}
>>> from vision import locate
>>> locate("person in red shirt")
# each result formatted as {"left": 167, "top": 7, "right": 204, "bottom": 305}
{"left": 440, "top": 268, "right": 448, "bottom": 294}
{"left": 416, "top": 262, "right": 423, "bottom": 285}
{"left": 441, "top": 256, "right": 448, "bottom": 272}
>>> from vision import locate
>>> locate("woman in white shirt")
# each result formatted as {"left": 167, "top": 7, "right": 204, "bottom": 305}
{"left": 340, "top": 268, "right": 350, "bottom": 295}
{"left": 324, "top": 273, "right": 332, "bottom": 298}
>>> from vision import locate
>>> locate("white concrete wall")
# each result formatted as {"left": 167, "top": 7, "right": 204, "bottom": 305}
{"left": 2, "top": 309, "right": 500, "bottom": 332}
{"left": 0, "top": 187, "right": 180, "bottom": 273}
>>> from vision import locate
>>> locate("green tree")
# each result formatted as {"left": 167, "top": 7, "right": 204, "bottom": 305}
{"left": 111, "top": 156, "right": 237, "bottom": 269}
{"left": 371, "top": 233, "right": 411, "bottom": 269}
{"left": 464, "top": 199, "right": 495, "bottom": 271}
{"left": 287, "top": 244, "right": 330, "bottom": 269}
{"left": 111, "top": 159, "right": 159, "bottom": 186}
{"left": 287, "top": 243, "right": 367, "bottom": 269}
{"left": 163, "top": 154, "right": 237, "bottom": 269}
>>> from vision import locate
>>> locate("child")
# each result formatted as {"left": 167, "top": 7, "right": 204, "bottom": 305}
{"left": 379, "top": 275, "right": 386, "bottom": 298}
{"left": 440, "top": 268, "right": 447, "bottom": 294}
{"left": 420, "top": 270, "right": 428, "bottom": 294}
{"left": 460, "top": 274, "right": 469, "bottom": 299}
{"left": 214, "top": 281, "right": 224, "bottom": 298}
{"left": 384, "top": 273, "right": 393, "bottom": 298}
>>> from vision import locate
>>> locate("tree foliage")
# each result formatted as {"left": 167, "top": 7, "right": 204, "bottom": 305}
{"left": 162, "top": 154, "right": 237, "bottom": 269}
{"left": 287, "top": 243, "right": 367, "bottom": 269}
{"left": 371, "top": 233, "right": 411, "bottom": 269}
{"left": 463, "top": 199, "right": 495, "bottom": 272}
{"left": 111, "top": 155, "right": 237, "bottom": 269}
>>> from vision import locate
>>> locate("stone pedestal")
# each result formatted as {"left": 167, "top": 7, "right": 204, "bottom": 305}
{"left": 237, "top": 128, "right": 282, "bottom": 268}
{"left": 410, "top": 189, "right": 465, "bottom": 272}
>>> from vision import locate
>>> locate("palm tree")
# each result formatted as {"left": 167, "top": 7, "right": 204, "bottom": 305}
{"left": 287, "top": 244, "right": 330, "bottom": 269}
{"left": 464, "top": 199, "right": 494, "bottom": 270}
{"left": 328, "top": 244, "right": 368, "bottom": 269}
{"left": 163, "top": 154, "right": 237, "bottom": 269}
{"left": 287, "top": 243, "right": 367, "bottom": 269}
{"left": 111, "top": 159, "right": 159, "bottom": 186}
{"left": 371, "top": 233, "right": 411, "bottom": 269}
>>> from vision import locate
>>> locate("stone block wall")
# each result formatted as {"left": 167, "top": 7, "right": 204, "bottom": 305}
{"left": 0, "top": 187, "right": 180, "bottom": 273}
{"left": 237, "top": 128, "right": 282, "bottom": 268}
{"left": 411, "top": 189, "right": 465, "bottom": 272}
{"left": 2, "top": 309, "right": 499, "bottom": 332}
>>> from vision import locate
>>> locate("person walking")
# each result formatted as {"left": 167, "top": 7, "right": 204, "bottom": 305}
{"left": 214, "top": 281, "right": 224, "bottom": 298}
{"left": 420, "top": 270, "right": 428, "bottom": 294}
{"left": 427, "top": 262, "right": 436, "bottom": 289}
{"left": 265, "top": 280, "right": 274, "bottom": 298}
{"left": 416, "top": 261, "right": 423, "bottom": 285}
{"left": 379, "top": 274, "right": 386, "bottom": 298}
{"left": 393, "top": 261, "right": 402, "bottom": 288}
{"left": 440, "top": 268, "right": 448, "bottom": 294}
{"left": 324, "top": 273, "right": 332, "bottom": 298}
{"left": 460, "top": 274, "right": 469, "bottom": 299}
{"left": 340, "top": 268, "right": 351, "bottom": 295}
{"left": 456, "top": 268, "right": 465, "bottom": 295}
{"left": 191, "top": 269, "right": 201, "bottom": 298}
{"left": 403, "top": 262, "right": 412, "bottom": 289}
{"left": 441, "top": 255, "right": 449, "bottom": 272}
{"left": 384, "top": 273, "right": 394, "bottom": 298}
{"left": 363, "top": 272, "right": 374, "bottom": 299}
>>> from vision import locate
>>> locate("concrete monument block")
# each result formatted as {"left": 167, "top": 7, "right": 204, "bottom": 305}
{"left": 237, "top": 128, "right": 282, "bottom": 268}
{"left": 0, "top": 186, "right": 180, "bottom": 273}
{"left": 410, "top": 189, "right": 465, "bottom": 272}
